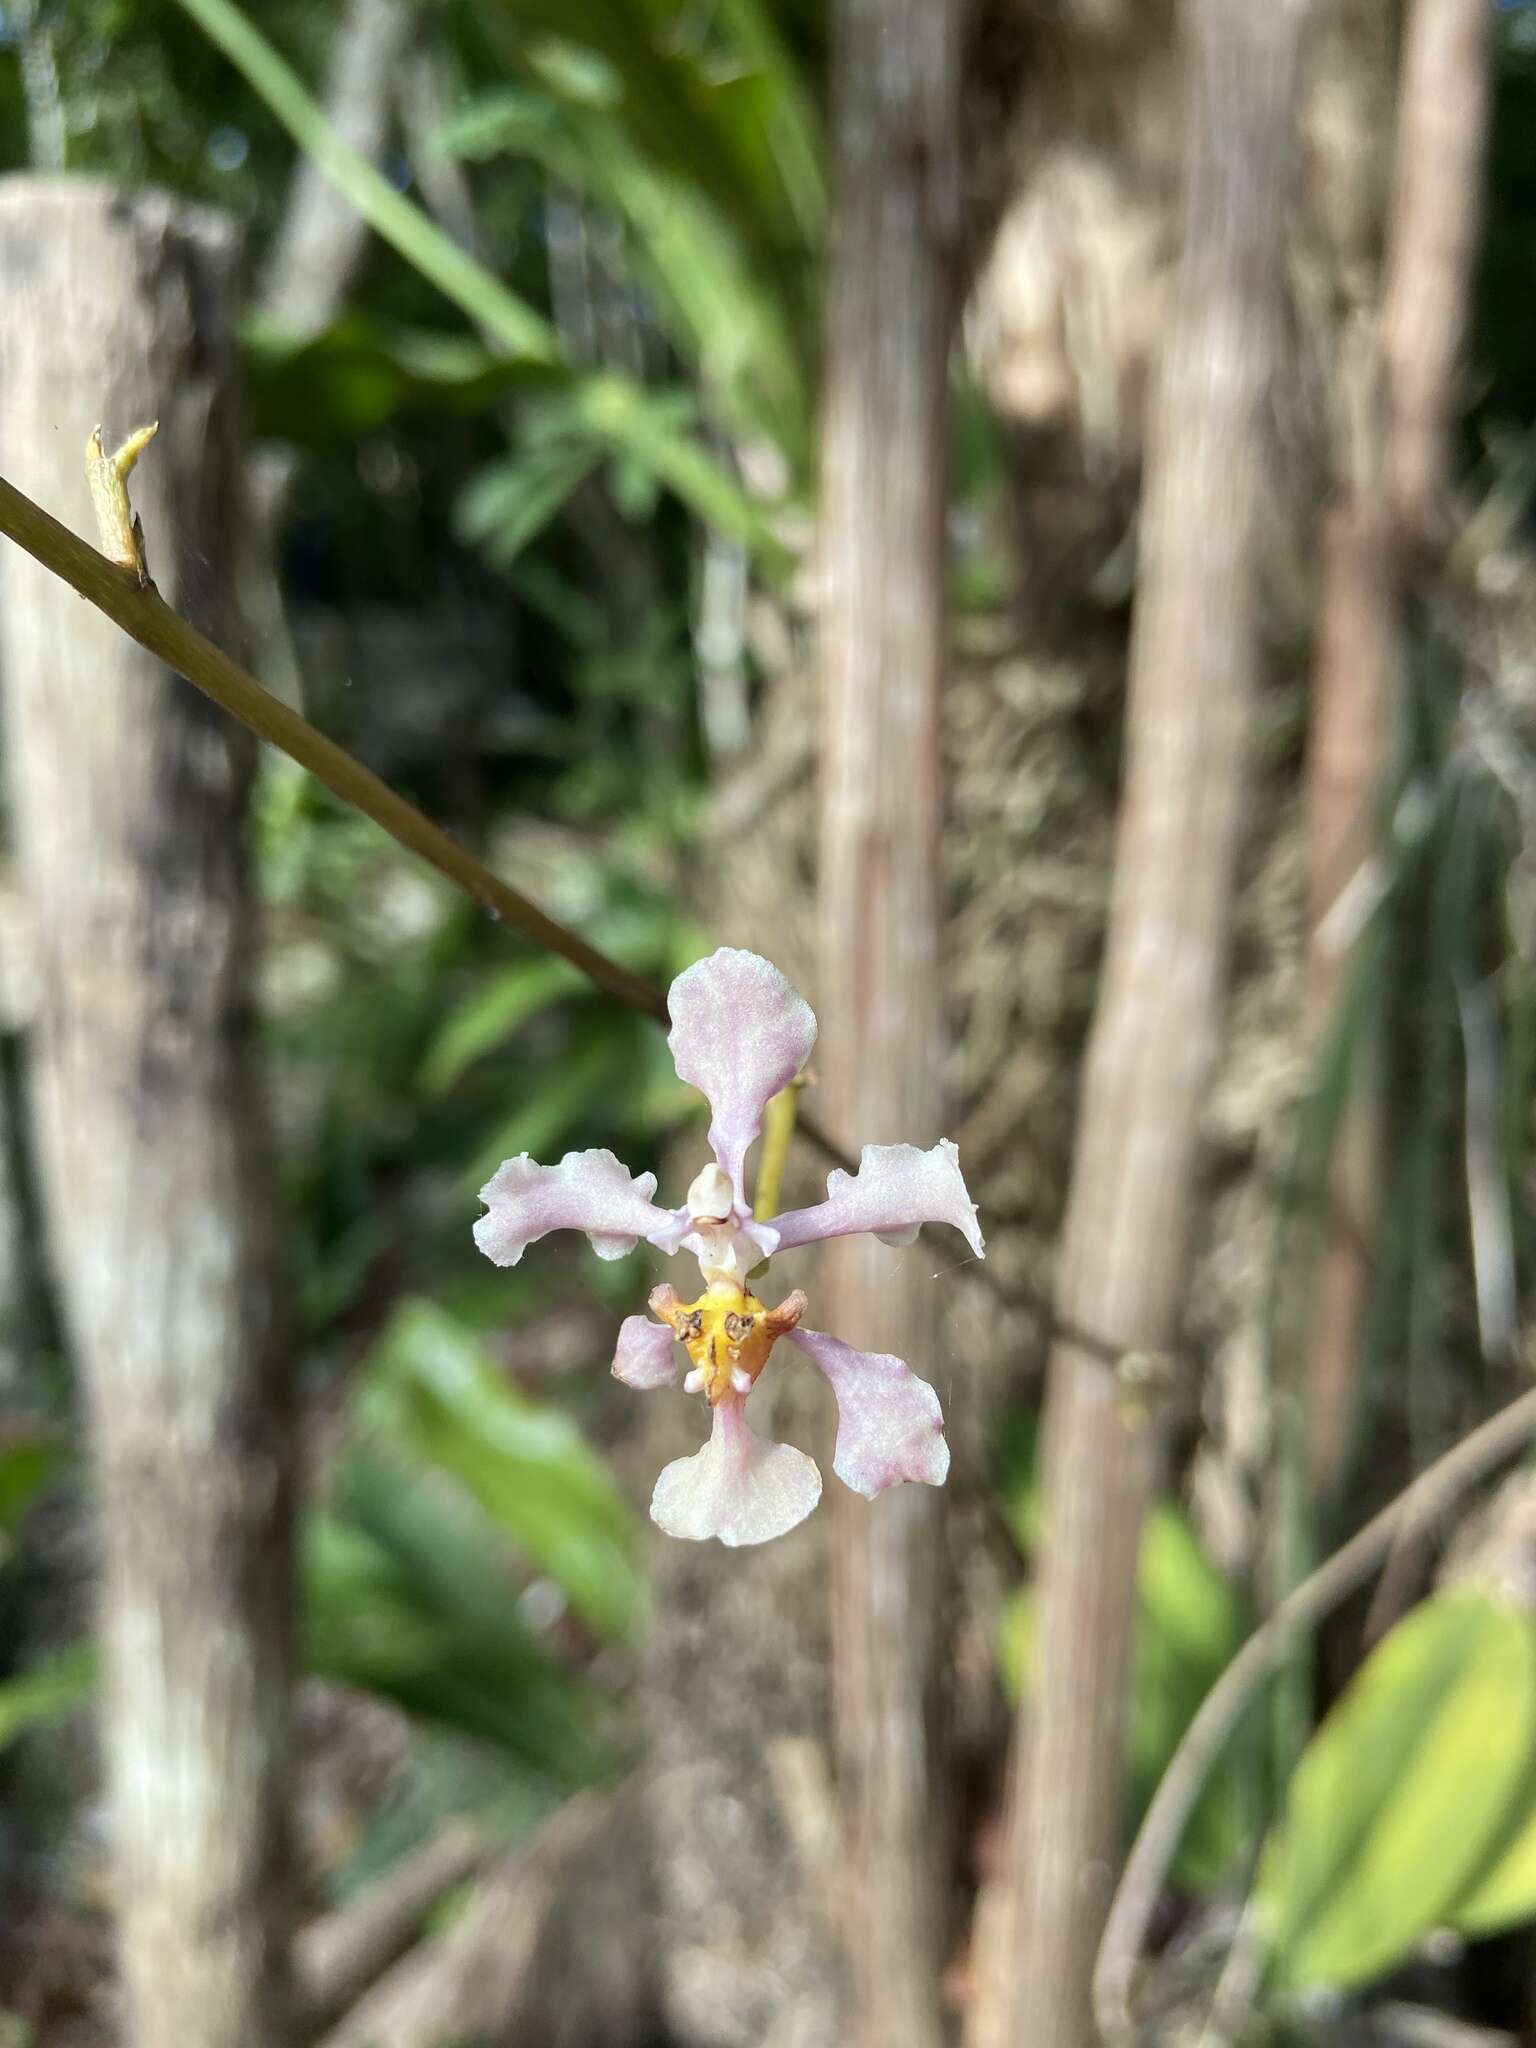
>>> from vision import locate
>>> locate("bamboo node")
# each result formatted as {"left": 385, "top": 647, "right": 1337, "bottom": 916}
{"left": 1114, "top": 1347, "right": 1178, "bottom": 1427}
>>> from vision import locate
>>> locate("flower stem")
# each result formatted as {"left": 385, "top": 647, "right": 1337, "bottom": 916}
{"left": 0, "top": 468, "right": 668, "bottom": 1023}
{"left": 753, "top": 1080, "right": 804, "bottom": 1222}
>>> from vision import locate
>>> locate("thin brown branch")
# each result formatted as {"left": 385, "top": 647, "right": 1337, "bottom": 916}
{"left": 1302, "top": 0, "right": 1491, "bottom": 1489}
{"left": 1093, "top": 1376, "right": 1536, "bottom": 2043}
{"left": 1381, "top": 0, "right": 1492, "bottom": 551}
{"left": 317, "top": 1794, "right": 607, "bottom": 2048}
{"left": 1094, "top": 15, "right": 1494, "bottom": 2017}
{"left": 297, "top": 1820, "right": 489, "bottom": 2041}
{"left": 817, "top": 0, "right": 963, "bottom": 2037}
{"left": 0, "top": 469, "right": 666, "bottom": 1023}
{"left": 1302, "top": 491, "right": 1394, "bottom": 1491}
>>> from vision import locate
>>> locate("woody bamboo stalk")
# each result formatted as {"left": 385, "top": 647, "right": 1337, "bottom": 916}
{"left": 0, "top": 176, "right": 295, "bottom": 2048}
{"left": 1303, "top": 0, "right": 1491, "bottom": 1489}
{"left": 966, "top": 6, "right": 1305, "bottom": 2044}
{"left": 817, "top": 0, "right": 963, "bottom": 2040}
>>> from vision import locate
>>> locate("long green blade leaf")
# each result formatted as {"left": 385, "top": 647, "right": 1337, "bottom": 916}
{"left": 175, "top": 0, "right": 557, "bottom": 363}
{"left": 172, "top": 0, "right": 787, "bottom": 561}
{"left": 1256, "top": 1589, "right": 1536, "bottom": 1992}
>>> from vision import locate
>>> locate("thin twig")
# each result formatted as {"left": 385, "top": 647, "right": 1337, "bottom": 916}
{"left": 0, "top": 469, "right": 666, "bottom": 1021}
{"left": 1093, "top": 1376, "right": 1536, "bottom": 2044}
{"left": 316, "top": 1792, "right": 609, "bottom": 2048}
{"left": 297, "top": 1819, "right": 489, "bottom": 2040}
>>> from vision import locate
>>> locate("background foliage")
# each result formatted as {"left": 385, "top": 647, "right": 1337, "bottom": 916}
{"left": 5, "top": 0, "right": 1536, "bottom": 2040}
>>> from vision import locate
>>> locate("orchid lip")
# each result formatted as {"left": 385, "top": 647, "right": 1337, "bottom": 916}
{"left": 651, "top": 1278, "right": 807, "bottom": 1405}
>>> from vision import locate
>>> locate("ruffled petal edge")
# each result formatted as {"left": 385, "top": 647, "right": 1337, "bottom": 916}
{"left": 766, "top": 1139, "right": 984, "bottom": 1260}
{"left": 785, "top": 1326, "right": 949, "bottom": 1498}
{"left": 474, "top": 1148, "right": 681, "bottom": 1267}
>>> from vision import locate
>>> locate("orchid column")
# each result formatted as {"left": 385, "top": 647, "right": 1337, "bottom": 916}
{"left": 817, "top": 0, "right": 964, "bottom": 2041}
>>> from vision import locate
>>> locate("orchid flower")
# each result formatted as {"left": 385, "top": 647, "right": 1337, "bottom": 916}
{"left": 473, "top": 948, "right": 985, "bottom": 1546}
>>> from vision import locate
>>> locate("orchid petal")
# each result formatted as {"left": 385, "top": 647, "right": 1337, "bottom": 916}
{"left": 612, "top": 1315, "right": 679, "bottom": 1391}
{"left": 474, "top": 1148, "right": 683, "bottom": 1268}
{"left": 667, "top": 949, "right": 816, "bottom": 1207}
{"left": 766, "top": 1140, "right": 985, "bottom": 1259}
{"left": 785, "top": 1327, "right": 949, "bottom": 1497}
{"left": 649, "top": 1393, "right": 822, "bottom": 1545}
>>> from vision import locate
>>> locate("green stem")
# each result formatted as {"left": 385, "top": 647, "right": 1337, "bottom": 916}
{"left": 752, "top": 1079, "right": 804, "bottom": 1222}
{"left": 0, "top": 470, "right": 667, "bottom": 1024}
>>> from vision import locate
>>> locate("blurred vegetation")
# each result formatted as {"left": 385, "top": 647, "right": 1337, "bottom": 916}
{"left": 0, "top": 0, "right": 825, "bottom": 1933}
{"left": 6, "top": 0, "right": 1536, "bottom": 2036}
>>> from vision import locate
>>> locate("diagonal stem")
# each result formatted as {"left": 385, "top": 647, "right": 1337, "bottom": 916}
{"left": 0, "top": 468, "right": 667, "bottom": 1022}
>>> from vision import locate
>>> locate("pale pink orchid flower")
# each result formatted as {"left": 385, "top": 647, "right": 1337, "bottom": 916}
{"left": 473, "top": 948, "right": 984, "bottom": 1546}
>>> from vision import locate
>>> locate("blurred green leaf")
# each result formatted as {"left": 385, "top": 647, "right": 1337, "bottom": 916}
{"left": 1452, "top": 1781, "right": 1536, "bottom": 1938}
{"left": 567, "top": 373, "right": 784, "bottom": 553}
{"left": 305, "top": 1453, "right": 597, "bottom": 1776}
{"left": 1256, "top": 1589, "right": 1536, "bottom": 1992}
{"left": 176, "top": 0, "right": 791, "bottom": 561}
{"left": 1131, "top": 1508, "right": 1255, "bottom": 1892}
{"left": 176, "top": 0, "right": 558, "bottom": 359}
{"left": 244, "top": 313, "right": 558, "bottom": 442}
{"left": 508, "top": 558, "right": 611, "bottom": 650}
{"left": 420, "top": 956, "right": 588, "bottom": 1096}
{"left": 357, "top": 1301, "right": 640, "bottom": 1639}
{"left": 608, "top": 453, "right": 660, "bottom": 524}
{"left": 0, "top": 1644, "right": 96, "bottom": 1753}
{"left": 437, "top": 78, "right": 809, "bottom": 452}
{"left": 0, "top": 1479, "right": 604, "bottom": 1776}
{"left": 482, "top": 0, "right": 818, "bottom": 280}
{"left": 464, "top": 1026, "right": 637, "bottom": 1189}
{"left": 704, "top": 0, "right": 824, "bottom": 235}
{"left": 525, "top": 35, "right": 624, "bottom": 110}
{"left": 455, "top": 444, "right": 602, "bottom": 568}
{"left": 0, "top": 1430, "right": 67, "bottom": 1548}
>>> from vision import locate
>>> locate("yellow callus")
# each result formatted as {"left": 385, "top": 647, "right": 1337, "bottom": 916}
{"left": 650, "top": 1279, "right": 807, "bottom": 1405}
